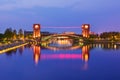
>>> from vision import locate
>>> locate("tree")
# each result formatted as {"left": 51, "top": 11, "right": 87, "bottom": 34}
{"left": 13, "top": 29, "right": 17, "bottom": 40}
{"left": 90, "top": 34, "right": 98, "bottom": 39}
{"left": 4, "top": 28, "right": 14, "bottom": 40}
{"left": 100, "top": 32, "right": 120, "bottom": 41}
{"left": 0, "top": 33, "right": 4, "bottom": 41}
{"left": 18, "top": 29, "right": 24, "bottom": 40}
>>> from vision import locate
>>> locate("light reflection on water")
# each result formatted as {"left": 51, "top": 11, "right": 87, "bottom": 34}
{"left": 32, "top": 44, "right": 90, "bottom": 64}
{"left": 3, "top": 43, "right": 120, "bottom": 64}
{"left": 49, "top": 38, "right": 73, "bottom": 47}
{"left": 0, "top": 43, "right": 120, "bottom": 80}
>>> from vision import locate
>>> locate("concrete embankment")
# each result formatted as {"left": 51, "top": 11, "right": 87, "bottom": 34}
{"left": 0, "top": 42, "right": 28, "bottom": 54}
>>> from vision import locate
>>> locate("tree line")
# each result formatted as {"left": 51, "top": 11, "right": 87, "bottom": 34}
{"left": 0, "top": 28, "right": 24, "bottom": 41}
{"left": 89, "top": 32, "right": 120, "bottom": 41}
{"left": 0, "top": 28, "right": 120, "bottom": 42}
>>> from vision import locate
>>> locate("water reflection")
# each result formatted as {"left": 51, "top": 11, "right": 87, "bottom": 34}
{"left": 41, "top": 54, "right": 82, "bottom": 60}
{"left": 1, "top": 43, "right": 120, "bottom": 80}
{"left": 31, "top": 44, "right": 90, "bottom": 64}
{"left": 82, "top": 45, "right": 90, "bottom": 62}
{"left": 5, "top": 48, "right": 17, "bottom": 56}
{"left": 33, "top": 45, "right": 41, "bottom": 64}
{"left": 2, "top": 43, "right": 120, "bottom": 64}
{"left": 90, "top": 43, "right": 120, "bottom": 50}
{"left": 50, "top": 37, "right": 73, "bottom": 47}
{"left": 18, "top": 46, "right": 24, "bottom": 55}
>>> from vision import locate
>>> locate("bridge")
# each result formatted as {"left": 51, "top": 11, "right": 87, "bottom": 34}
{"left": 25, "top": 24, "right": 90, "bottom": 47}
{"left": 32, "top": 24, "right": 90, "bottom": 41}
{"left": 40, "top": 34, "right": 84, "bottom": 47}
{"left": 41, "top": 34, "right": 83, "bottom": 41}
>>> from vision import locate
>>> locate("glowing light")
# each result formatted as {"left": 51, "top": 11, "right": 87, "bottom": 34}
{"left": 84, "top": 54, "right": 89, "bottom": 62}
{"left": 33, "top": 46, "right": 40, "bottom": 65}
{"left": 85, "top": 25, "right": 88, "bottom": 29}
{"left": 35, "top": 25, "right": 39, "bottom": 29}
{"left": 34, "top": 54, "right": 39, "bottom": 64}
{"left": 57, "top": 40, "right": 71, "bottom": 45}
{"left": 41, "top": 54, "right": 82, "bottom": 60}
{"left": 114, "top": 45, "right": 117, "bottom": 49}
{"left": 82, "top": 45, "right": 89, "bottom": 62}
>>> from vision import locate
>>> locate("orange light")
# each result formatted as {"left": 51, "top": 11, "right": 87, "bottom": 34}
{"left": 85, "top": 25, "right": 88, "bottom": 29}
{"left": 35, "top": 25, "right": 39, "bottom": 29}
{"left": 84, "top": 54, "right": 89, "bottom": 62}
{"left": 33, "top": 46, "right": 40, "bottom": 65}
{"left": 35, "top": 54, "right": 39, "bottom": 64}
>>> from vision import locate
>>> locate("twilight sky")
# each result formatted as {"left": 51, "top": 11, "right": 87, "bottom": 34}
{"left": 0, "top": 0, "right": 120, "bottom": 34}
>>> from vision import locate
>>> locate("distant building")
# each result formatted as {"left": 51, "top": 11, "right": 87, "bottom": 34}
{"left": 24, "top": 31, "right": 33, "bottom": 36}
{"left": 24, "top": 31, "right": 52, "bottom": 38}
{"left": 41, "top": 32, "right": 52, "bottom": 36}
{"left": 82, "top": 24, "right": 90, "bottom": 38}
{"left": 89, "top": 31, "right": 95, "bottom": 35}
{"left": 63, "top": 32, "right": 75, "bottom": 35}
{"left": 33, "top": 24, "right": 41, "bottom": 38}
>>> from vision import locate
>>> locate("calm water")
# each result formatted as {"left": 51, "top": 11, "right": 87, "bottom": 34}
{"left": 0, "top": 43, "right": 120, "bottom": 80}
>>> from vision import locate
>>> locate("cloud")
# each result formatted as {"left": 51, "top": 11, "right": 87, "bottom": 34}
{"left": 0, "top": 0, "right": 119, "bottom": 11}
{"left": 71, "top": 0, "right": 120, "bottom": 12}
{"left": 0, "top": 0, "right": 80, "bottom": 10}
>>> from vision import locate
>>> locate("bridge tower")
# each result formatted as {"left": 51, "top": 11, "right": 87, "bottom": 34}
{"left": 33, "top": 24, "right": 41, "bottom": 38}
{"left": 82, "top": 24, "right": 90, "bottom": 38}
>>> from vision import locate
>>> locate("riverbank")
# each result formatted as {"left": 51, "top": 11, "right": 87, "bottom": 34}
{"left": 84, "top": 39, "right": 120, "bottom": 44}
{"left": 0, "top": 42, "right": 28, "bottom": 54}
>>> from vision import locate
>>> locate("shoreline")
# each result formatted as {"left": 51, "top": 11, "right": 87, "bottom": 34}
{"left": 0, "top": 42, "right": 28, "bottom": 54}
{"left": 0, "top": 40, "right": 119, "bottom": 54}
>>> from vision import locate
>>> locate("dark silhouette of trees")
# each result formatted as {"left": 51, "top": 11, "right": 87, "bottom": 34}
{"left": 4, "top": 28, "right": 14, "bottom": 40}
{"left": 100, "top": 32, "right": 120, "bottom": 41}
{"left": 2, "top": 28, "right": 25, "bottom": 41}
{"left": 18, "top": 29, "right": 24, "bottom": 39}
{"left": 0, "top": 33, "right": 4, "bottom": 41}
{"left": 13, "top": 29, "right": 17, "bottom": 40}
{"left": 90, "top": 34, "right": 99, "bottom": 39}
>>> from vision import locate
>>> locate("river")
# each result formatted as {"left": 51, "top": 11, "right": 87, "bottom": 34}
{"left": 0, "top": 43, "right": 120, "bottom": 80}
